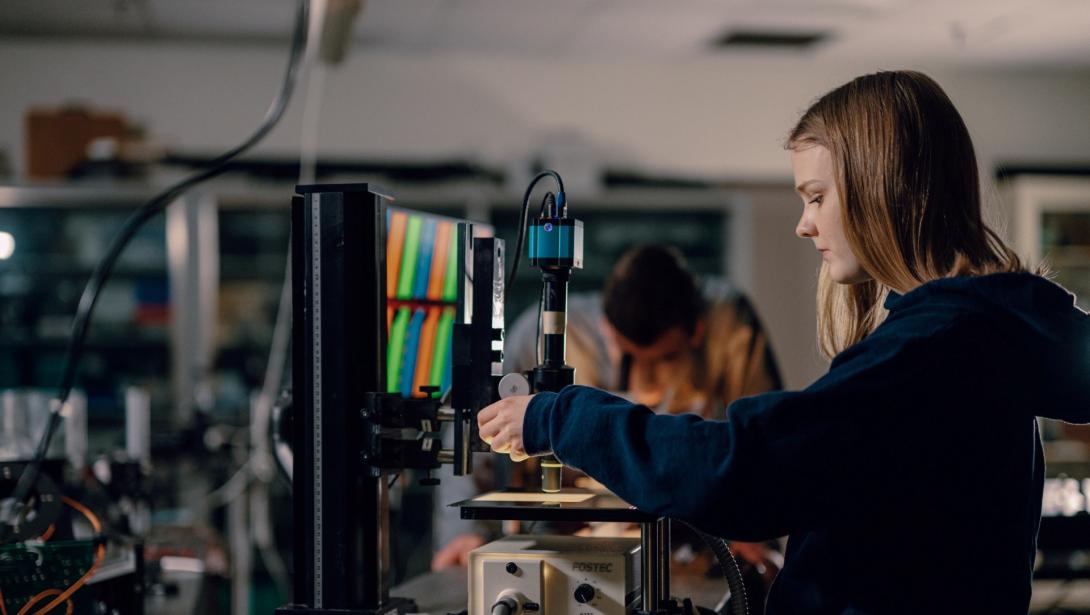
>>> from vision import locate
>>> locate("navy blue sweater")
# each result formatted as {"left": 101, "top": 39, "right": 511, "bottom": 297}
{"left": 523, "top": 273, "right": 1090, "bottom": 614}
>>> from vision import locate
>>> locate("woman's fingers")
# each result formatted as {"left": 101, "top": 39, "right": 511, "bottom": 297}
{"left": 478, "top": 400, "right": 507, "bottom": 443}
{"left": 477, "top": 400, "right": 500, "bottom": 425}
{"left": 490, "top": 424, "right": 519, "bottom": 454}
{"left": 477, "top": 395, "right": 533, "bottom": 459}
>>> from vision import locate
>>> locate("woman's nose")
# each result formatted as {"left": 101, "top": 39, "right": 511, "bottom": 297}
{"left": 796, "top": 211, "right": 816, "bottom": 238}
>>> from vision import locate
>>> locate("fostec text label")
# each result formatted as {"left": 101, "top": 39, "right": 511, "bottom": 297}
{"left": 572, "top": 562, "right": 612, "bottom": 573}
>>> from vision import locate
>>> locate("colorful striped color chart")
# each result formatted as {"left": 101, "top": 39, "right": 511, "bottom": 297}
{"left": 434, "top": 307, "right": 456, "bottom": 393}
{"left": 398, "top": 309, "right": 427, "bottom": 396}
{"left": 386, "top": 208, "right": 468, "bottom": 397}
{"left": 442, "top": 226, "right": 459, "bottom": 302}
{"left": 396, "top": 215, "right": 423, "bottom": 300}
{"left": 388, "top": 212, "right": 461, "bottom": 304}
{"left": 412, "top": 219, "right": 437, "bottom": 299}
{"left": 387, "top": 211, "right": 408, "bottom": 299}
{"left": 387, "top": 306, "right": 411, "bottom": 394}
{"left": 427, "top": 222, "right": 451, "bottom": 301}
{"left": 411, "top": 308, "right": 441, "bottom": 395}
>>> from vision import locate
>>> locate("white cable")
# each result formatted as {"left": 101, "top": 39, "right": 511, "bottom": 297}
{"left": 206, "top": 458, "right": 255, "bottom": 508}
{"left": 298, "top": 62, "right": 327, "bottom": 185}
{"left": 252, "top": 480, "right": 292, "bottom": 595}
{"left": 250, "top": 0, "right": 327, "bottom": 486}
{"left": 298, "top": 0, "right": 328, "bottom": 185}
{"left": 245, "top": 0, "right": 330, "bottom": 600}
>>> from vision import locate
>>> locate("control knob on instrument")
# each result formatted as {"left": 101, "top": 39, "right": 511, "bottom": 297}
{"left": 573, "top": 583, "right": 596, "bottom": 604}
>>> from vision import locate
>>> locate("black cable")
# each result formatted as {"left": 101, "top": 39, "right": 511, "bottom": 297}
{"left": 506, "top": 171, "right": 565, "bottom": 290}
{"left": 678, "top": 521, "right": 749, "bottom": 615}
{"left": 538, "top": 191, "right": 555, "bottom": 217}
{"left": 490, "top": 597, "right": 517, "bottom": 615}
{"left": 535, "top": 276, "right": 544, "bottom": 365}
{"left": 1, "top": 0, "right": 311, "bottom": 539}
{"left": 531, "top": 191, "right": 555, "bottom": 365}
{"left": 708, "top": 537, "right": 749, "bottom": 615}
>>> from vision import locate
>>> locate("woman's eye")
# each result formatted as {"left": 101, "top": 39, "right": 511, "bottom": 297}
{"left": 808, "top": 195, "right": 824, "bottom": 205}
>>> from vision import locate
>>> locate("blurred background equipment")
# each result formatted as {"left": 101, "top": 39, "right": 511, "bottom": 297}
{"left": 0, "top": 406, "right": 145, "bottom": 614}
{"left": 24, "top": 106, "right": 132, "bottom": 180}
{"left": 318, "top": 0, "right": 364, "bottom": 65}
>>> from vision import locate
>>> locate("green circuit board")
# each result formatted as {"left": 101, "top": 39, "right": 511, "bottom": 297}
{"left": 0, "top": 539, "right": 95, "bottom": 612}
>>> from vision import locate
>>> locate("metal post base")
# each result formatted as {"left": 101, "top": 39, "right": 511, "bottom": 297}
{"left": 275, "top": 596, "right": 417, "bottom": 615}
{"left": 641, "top": 519, "right": 671, "bottom": 612}
{"left": 635, "top": 597, "right": 699, "bottom": 615}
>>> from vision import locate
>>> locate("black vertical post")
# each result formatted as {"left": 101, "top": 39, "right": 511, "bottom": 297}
{"left": 281, "top": 183, "right": 408, "bottom": 615}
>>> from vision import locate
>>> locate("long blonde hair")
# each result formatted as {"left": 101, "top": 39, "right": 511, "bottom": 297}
{"left": 788, "top": 70, "right": 1024, "bottom": 357}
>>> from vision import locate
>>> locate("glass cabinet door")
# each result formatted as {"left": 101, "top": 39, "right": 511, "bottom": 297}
{"left": 1006, "top": 174, "right": 1090, "bottom": 310}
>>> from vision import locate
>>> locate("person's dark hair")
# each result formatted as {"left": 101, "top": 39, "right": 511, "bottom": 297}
{"left": 602, "top": 245, "right": 705, "bottom": 346}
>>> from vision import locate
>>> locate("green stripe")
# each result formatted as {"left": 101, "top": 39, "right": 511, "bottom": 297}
{"left": 442, "top": 228, "right": 460, "bottom": 301}
{"left": 431, "top": 308, "right": 456, "bottom": 389}
{"left": 397, "top": 216, "right": 423, "bottom": 299}
{"left": 387, "top": 307, "right": 410, "bottom": 392}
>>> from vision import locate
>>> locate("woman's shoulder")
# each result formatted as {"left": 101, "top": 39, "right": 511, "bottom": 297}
{"left": 847, "top": 272, "right": 1085, "bottom": 367}
{"left": 884, "top": 272, "right": 1076, "bottom": 318}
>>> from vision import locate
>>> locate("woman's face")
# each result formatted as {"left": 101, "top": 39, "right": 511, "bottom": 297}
{"left": 791, "top": 144, "right": 870, "bottom": 285}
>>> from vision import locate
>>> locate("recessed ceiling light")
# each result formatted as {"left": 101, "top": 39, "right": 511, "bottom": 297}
{"left": 711, "top": 29, "right": 830, "bottom": 50}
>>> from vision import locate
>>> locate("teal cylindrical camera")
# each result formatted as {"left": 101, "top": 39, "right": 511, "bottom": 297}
{"left": 528, "top": 217, "right": 584, "bottom": 270}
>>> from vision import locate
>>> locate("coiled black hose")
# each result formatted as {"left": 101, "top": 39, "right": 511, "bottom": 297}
{"left": 680, "top": 521, "right": 749, "bottom": 615}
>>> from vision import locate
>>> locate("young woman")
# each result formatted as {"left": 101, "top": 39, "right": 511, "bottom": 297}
{"left": 477, "top": 70, "right": 1090, "bottom": 614}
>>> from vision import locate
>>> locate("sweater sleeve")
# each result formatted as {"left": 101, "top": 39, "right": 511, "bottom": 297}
{"left": 521, "top": 311, "right": 973, "bottom": 540}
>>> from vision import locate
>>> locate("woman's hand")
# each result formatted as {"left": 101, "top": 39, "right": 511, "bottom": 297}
{"left": 477, "top": 395, "right": 536, "bottom": 462}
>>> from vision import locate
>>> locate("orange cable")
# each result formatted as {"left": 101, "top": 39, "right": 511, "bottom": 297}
{"left": 59, "top": 497, "right": 101, "bottom": 533}
{"left": 28, "top": 498, "right": 105, "bottom": 615}
{"left": 38, "top": 524, "right": 55, "bottom": 542}
{"left": 17, "top": 590, "right": 59, "bottom": 615}
{"left": 16, "top": 590, "right": 71, "bottom": 615}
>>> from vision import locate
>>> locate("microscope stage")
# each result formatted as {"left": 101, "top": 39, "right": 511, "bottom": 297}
{"left": 454, "top": 488, "right": 657, "bottom": 523}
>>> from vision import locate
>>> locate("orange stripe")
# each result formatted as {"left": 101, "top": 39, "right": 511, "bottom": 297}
{"left": 427, "top": 222, "right": 452, "bottom": 301}
{"left": 412, "top": 308, "right": 441, "bottom": 397}
{"left": 386, "top": 212, "right": 408, "bottom": 299}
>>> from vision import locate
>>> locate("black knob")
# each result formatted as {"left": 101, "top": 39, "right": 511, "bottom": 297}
{"left": 491, "top": 350, "right": 504, "bottom": 363}
{"left": 492, "top": 328, "right": 504, "bottom": 341}
{"left": 505, "top": 562, "right": 518, "bottom": 575}
{"left": 574, "top": 583, "right": 595, "bottom": 604}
